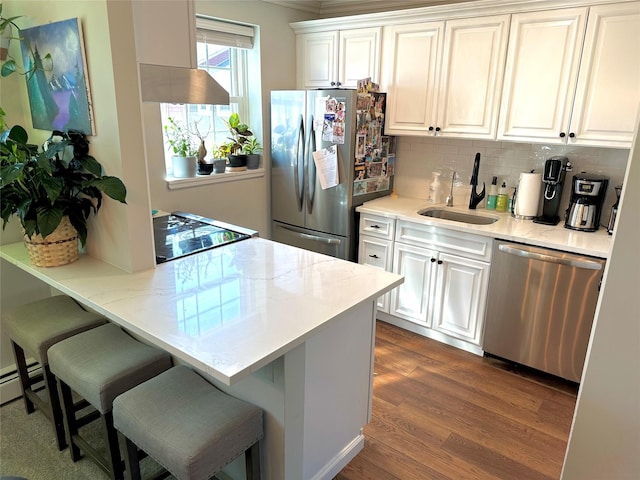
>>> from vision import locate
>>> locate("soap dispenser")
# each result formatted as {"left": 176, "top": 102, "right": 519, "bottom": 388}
{"left": 486, "top": 176, "right": 498, "bottom": 209}
{"left": 496, "top": 182, "right": 508, "bottom": 212}
{"left": 428, "top": 172, "right": 442, "bottom": 204}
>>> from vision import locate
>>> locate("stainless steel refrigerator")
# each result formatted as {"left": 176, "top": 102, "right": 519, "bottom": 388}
{"left": 270, "top": 89, "right": 394, "bottom": 261}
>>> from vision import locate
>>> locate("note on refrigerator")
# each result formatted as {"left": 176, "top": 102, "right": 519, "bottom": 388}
{"left": 312, "top": 145, "right": 339, "bottom": 189}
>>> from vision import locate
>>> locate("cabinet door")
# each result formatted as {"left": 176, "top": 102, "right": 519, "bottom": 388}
{"left": 569, "top": 2, "right": 640, "bottom": 148}
{"left": 358, "top": 236, "right": 393, "bottom": 312}
{"left": 497, "top": 8, "right": 588, "bottom": 144}
{"left": 390, "top": 243, "right": 437, "bottom": 326}
{"left": 297, "top": 31, "right": 339, "bottom": 88}
{"left": 382, "top": 21, "right": 444, "bottom": 135}
{"left": 437, "top": 15, "right": 510, "bottom": 139}
{"left": 339, "top": 28, "right": 381, "bottom": 88}
{"left": 431, "top": 253, "right": 490, "bottom": 345}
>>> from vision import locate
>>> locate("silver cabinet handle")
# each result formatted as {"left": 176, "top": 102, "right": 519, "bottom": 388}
{"left": 498, "top": 244, "right": 603, "bottom": 270}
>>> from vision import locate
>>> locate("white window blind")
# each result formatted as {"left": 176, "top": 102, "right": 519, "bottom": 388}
{"left": 195, "top": 17, "right": 254, "bottom": 49}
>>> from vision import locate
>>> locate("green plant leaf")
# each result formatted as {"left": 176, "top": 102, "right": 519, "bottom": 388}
{"left": 80, "top": 155, "right": 102, "bottom": 176}
{"left": 89, "top": 176, "right": 127, "bottom": 203}
{"left": 35, "top": 207, "right": 63, "bottom": 239}
{"left": 1, "top": 59, "right": 17, "bottom": 77}
{"left": 229, "top": 113, "right": 240, "bottom": 128}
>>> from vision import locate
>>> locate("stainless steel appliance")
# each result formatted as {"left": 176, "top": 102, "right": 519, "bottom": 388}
{"left": 607, "top": 185, "right": 622, "bottom": 235}
{"left": 533, "top": 156, "right": 571, "bottom": 225}
{"left": 153, "top": 212, "right": 257, "bottom": 263}
{"left": 483, "top": 241, "right": 605, "bottom": 382}
{"left": 270, "top": 89, "right": 393, "bottom": 262}
{"left": 565, "top": 173, "right": 609, "bottom": 232}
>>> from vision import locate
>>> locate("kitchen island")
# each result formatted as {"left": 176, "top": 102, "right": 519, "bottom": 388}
{"left": 0, "top": 238, "right": 402, "bottom": 480}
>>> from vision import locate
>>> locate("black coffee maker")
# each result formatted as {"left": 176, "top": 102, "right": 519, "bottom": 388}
{"left": 565, "top": 173, "right": 609, "bottom": 232}
{"left": 533, "top": 156, "right": 571, "bottom": 225}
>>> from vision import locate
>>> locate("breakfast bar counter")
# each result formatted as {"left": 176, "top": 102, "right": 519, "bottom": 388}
{"left": 1, "top": 238, "right": 402, "bottom": 480}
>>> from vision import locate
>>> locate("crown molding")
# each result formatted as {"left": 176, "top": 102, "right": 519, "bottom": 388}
{"left": 260, "top": 0, "right": 461, "bottom": 16}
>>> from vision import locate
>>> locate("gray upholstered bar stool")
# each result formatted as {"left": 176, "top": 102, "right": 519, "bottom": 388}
{"left": 4, "top": 295, "right": 107, "bottom": 450}
{"left": 113, "top": 365, "right": 264, "bottom": 480}
{"left": 48, "top": 322, "right": 172, "bottom": 480}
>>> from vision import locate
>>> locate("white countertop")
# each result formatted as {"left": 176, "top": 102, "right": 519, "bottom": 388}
{"left": 357, "top": 196, "right": 611, "bottom": 258}
{"left": 0, "top": 238, "right": 402, "bottom": 385}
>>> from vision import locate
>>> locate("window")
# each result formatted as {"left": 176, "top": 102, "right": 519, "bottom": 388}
{"left": 160, "top": 17, "right": 255, "bottom": 174}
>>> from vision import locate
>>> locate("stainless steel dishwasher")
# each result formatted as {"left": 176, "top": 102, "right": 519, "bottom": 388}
{"left": 483, "top": 241, "right": 605, "bottom": 382}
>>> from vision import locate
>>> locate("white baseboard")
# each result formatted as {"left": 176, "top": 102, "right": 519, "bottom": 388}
{"left": 0, "top": 360, "right": 41, "bottom": 406}
{"left": 311, "top": 432, "right": 365, "bottom": 480}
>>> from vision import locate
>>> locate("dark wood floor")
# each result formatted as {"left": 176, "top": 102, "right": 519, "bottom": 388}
{"left": 335, "top": 321, "right": 578, "bottom": 480}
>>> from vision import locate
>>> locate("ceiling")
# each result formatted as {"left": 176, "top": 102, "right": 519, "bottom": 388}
{"left": 262, "top": 0, "right": 474, "bottom": 17}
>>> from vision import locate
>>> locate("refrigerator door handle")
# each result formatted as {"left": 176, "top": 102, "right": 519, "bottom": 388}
{"left": 498, "top": 244, "right": 604, "bottom": 270}
{"left": 299, "top": 232, "right": 342, "bottom": 245}
{"left": 278, "top": 225, "right": 342, "bottom": 245}
{"left": 306, "top": 114, "right": 316, "bottom": 215}
{"left": 294, "top": 114, "right": 304, "bottom": 212}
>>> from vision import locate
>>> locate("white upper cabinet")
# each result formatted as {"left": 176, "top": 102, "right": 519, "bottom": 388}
{"left": 382, "top": 15, "right": 509, "bottom": 138}
{"left": 297, "top": 27, "right": 381, "bottom": 89}
{"left": 569, "top": 2, "right": 640, "bottom": 147}
{"left": 498, "top": 3, "right": 640, "bottom": 147}
{"left": 381, "top": 21, "right": 444, "bottom": 135}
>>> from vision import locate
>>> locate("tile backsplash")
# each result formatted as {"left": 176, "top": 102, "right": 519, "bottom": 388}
{"left": 393, "top": 136, "right": 629, "bottom": 216}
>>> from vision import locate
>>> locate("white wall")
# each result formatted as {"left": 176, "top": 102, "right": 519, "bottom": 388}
{"left": 561, "top": 118, "right": 640, "bottom": 479}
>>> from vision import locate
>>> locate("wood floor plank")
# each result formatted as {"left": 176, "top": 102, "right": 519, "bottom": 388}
{"left": 335, "top": 321, "right": 577, "bottom": 480}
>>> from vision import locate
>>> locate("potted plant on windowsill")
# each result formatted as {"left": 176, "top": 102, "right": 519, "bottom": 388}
{"left": 224, "top": 112, "right": 252, "bottom": 170}
{"left": 0, "top": 120, "right": 127, "bottom": 267}
{"left": 164, "top": 116, "right": 197, "bottom": 178}
{"left": 211, "top": 143, "right": 229, "bottom": 174}
{"left": 242, "top": 137, "right": 262, "bottom": 170}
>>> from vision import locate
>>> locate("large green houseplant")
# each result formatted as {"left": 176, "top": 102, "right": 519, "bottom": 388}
{"left": 225, "top": 112, "right": 252, "bottom": 168}
{"left": 0, "top": 121, "right": 127, "bottom": 260}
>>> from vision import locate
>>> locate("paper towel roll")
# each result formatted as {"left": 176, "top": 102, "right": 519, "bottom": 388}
{"left": 514, "top": 172, "right": 542, "bottom": 219}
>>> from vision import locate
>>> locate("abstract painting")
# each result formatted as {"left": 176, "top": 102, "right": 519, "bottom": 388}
{"left": 20, "top": 18, "right": 95, "bottom": 135}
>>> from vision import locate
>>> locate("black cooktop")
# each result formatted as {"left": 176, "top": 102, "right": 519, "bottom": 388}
{"left": 153, "top": 212, "right": 254, "bottom": 264}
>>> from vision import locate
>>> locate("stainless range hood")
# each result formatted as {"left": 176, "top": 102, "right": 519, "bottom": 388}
{"left": 139, "top": 63, "right": 230, "bottom": 105}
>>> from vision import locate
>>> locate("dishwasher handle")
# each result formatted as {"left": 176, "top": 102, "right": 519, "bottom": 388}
{"left": 498, "top": 244, "right": 604, "bottom": 270}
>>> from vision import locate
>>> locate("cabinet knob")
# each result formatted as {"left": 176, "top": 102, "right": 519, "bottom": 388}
{"left": 330, "top": 81, "right": 336, "bottom": 86}
{"left": 431, "top": 258, "right": 437, "bottom": 262}
{"left": 370, "top": 224, "right": 380, "bottom": 229}
{"left": 336, "top": 81, "right": 342, "bottom": 86}
{"left": 435, "top": 127, "right": 441, "bottom": 132}
{"left": 559, "top": 132, "right": 566, "bottom": 138}
{"left": 369, "top": 254, "right": 379, "bottom": 259}
{"left": 569, "top": 132, "right": 575, "bottom": 138}
{"left": 428, "top": 126, "right": 434, "bottom": 131}
{"left": 437, "top": 260, "right": 443, "bottom": 265}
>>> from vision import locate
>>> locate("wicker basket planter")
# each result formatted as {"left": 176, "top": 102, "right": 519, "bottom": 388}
{"left": 23, "top": 216, "right": 79, "bottom": 267}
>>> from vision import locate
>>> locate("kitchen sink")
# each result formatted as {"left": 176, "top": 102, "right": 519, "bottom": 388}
{"left": 417, "top": 208, "right": 498, "bottom": 225}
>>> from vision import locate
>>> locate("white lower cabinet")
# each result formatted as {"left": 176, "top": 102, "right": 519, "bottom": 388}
{"left": 390, "top": 243, "right": 437, "bottom": 325}
{"left": 431, "top": 252, "right": 490, "bottom": 344}
{"left": 360, "top": 213, "right": 492, "bottom": 352}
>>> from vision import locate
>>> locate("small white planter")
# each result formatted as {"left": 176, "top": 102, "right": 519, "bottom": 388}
{"left": 172, "top": 156, "right": 197, "bottom": 178}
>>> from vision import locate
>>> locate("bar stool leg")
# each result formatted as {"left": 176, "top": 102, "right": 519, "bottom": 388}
{"left": 58, "top": 379, "right": 82, "bottom": 461}
{"left": 103, "top": 412, "right": 124, "bottom": 480}
{"left": 245, "top": 441, "right": 261, "bottom": 480}
{"left": 11, "top": 341, "right": 35, "bottom": 414}
{"left": 120, "top": 433, "right": 142, "bottom": 480}
{"left": 42, "top": 365, "right": 66, "bottom": 450}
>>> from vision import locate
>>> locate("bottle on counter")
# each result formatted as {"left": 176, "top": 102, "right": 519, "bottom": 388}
{"left": 496, "top": 182, "right": 508, "bottom": 212}
{"left": 508, "top": 187, "right": 517, "bottom": 213}
{"left": 428, "top": 172, "right": 441, "bottom": 204}
{"left": 486, "top": 176, "right": 498, "bottom": 209}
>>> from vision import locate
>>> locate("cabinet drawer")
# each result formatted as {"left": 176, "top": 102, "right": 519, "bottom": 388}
{"left": 360, "top": 214, "right": 395, "bottom": 240}
{"left": 358, "top": 236, "right": 393, "bottom": 270}
{"left": 395, "top": 220, "right": 492, "bottom": 261}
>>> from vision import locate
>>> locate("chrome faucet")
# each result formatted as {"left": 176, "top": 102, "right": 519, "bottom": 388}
{"left": 468, "top": 152, "right": 486, "bottom": 209}
{"left": 446, "top": 171, "right": 455, "bottom": 207}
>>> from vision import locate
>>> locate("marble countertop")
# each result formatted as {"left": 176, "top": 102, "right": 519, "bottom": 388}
{"left": 357, "top": 196, "right": 611, "bottom": 258}
{"left": 0, "top": 238, "right": 402, "bottom": 385}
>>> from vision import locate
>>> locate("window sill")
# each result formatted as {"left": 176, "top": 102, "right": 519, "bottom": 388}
{"left": 166, "top": 168, "right": 265, "bottom": 190}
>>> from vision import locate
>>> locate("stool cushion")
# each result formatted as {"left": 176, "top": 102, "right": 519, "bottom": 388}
{"left": 5, "top": 295, "right": 106, "bottom": 364}
{"left": 48, "top": 323, "right": 172, "bottom": 414}
{"left": 113, "top": 365, "right": 263, "bottom": 480}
